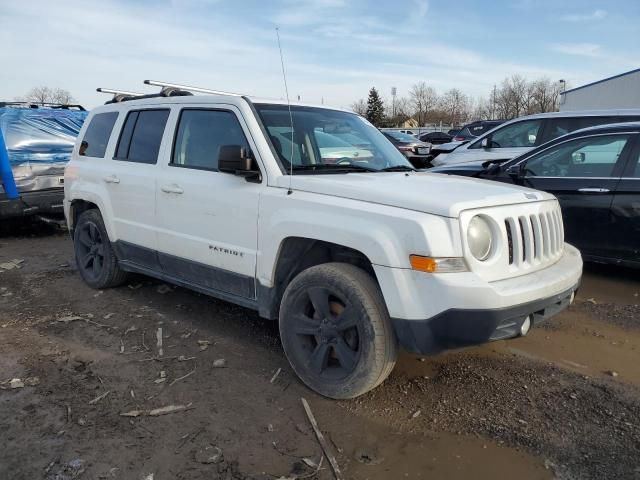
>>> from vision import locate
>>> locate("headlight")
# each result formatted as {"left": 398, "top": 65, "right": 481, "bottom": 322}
{"left": 467, "top": 215, "right": 493, "bottom": 261}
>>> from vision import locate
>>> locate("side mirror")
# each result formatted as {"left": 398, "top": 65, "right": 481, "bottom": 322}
{"left": 506, "top": 163, "right": 523, "bottom": 179}
{"left": 218, "top": 145, "right": 261, "bottom": 182}
{"left": 481, "top": 137, "right": 490, "bottom": 149}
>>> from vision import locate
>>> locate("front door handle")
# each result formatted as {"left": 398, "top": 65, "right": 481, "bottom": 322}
{"left": 578, "top": 188, "right": 610, "bottom": 194}
{"left": 103, "top": 175, "right": 120, "bottom": 184}
{"left": 160, "top": 184, "right": 184, "bottom": 194}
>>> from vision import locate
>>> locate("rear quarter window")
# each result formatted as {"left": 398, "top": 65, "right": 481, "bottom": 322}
{"left": 79, "top": 112, "right": 118, "bottom": 158}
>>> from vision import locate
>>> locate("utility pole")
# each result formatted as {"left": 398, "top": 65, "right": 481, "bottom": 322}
{"left": 491, "top": 84, "right": 497, "bottom": 119}
{"left": 391, "top": 86, "right": 397, "bottom": 120}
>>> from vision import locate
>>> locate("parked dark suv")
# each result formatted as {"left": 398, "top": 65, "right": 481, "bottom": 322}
{"left": 430, "top": 122, "right": 640, "bottom": 267}
{"left": 452, "top": 120, "right": 504, "bottom": 142}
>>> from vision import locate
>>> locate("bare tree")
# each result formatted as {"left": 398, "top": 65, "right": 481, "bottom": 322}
{"left": 531, "top": 78, "right": 562, "bottom": 113}
{"left": 470, "top": 97, "right": 491, "bottom": 121}
{"left": 24, "top": 86, "right": 75, "bottom": 105}
{"left": 439, "top": 88, "right": 470, "bottom": 125}
{"left": 50, "top": 88, "right": 75, "bottom": 105}
{"left": 25, "top": 86, "right": 52, "bottom": 105}
{"left": 409, "top": 82, "right": 438, "bottom": 127}
{"left": 395, "top": 97, "right": 413, "bottom": 118}
{"left": 350, "top": 98, "right": 367, "bottom": 116}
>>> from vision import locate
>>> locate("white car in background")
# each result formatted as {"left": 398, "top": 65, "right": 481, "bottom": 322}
{"left": 314, "top": 130, "right": 373, "bottom": 163}
{"left": 432, "top": 109, "right": 640, "bottom": 167}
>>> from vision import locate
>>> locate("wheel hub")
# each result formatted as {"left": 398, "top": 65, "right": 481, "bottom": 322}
{"left": 318, "top": 319, "right": 338, "bottom": 343}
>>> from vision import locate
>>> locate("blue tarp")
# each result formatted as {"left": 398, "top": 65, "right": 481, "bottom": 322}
{"left": 0, "top": 107, "right": 88, "bottom": 165}
{"left": 0, "top": 107, "right": 88, "bottom": 198}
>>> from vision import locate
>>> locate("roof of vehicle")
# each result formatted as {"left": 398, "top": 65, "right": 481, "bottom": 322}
{"left": 501, "top": 108, "right": 640, "bottom": 122}
{"left": 91, "top": 93, "right": 353, "bottom": 115}
{"left": 461, "top": 119, "right": 504, "bottom": 127}
{"left": 0, "top": 101, "right": 86, "bottom": 111}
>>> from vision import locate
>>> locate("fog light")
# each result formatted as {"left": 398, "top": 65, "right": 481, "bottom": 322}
{"left": 520, "top": 316, "right": 532, "bottom": 336}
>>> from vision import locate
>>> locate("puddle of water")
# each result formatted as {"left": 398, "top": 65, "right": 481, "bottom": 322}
{"left": 494, "top": 310, "right": 640, "bottom": 385}
{"left": 579, "top": 264, "right": 640, "bottom": 305}
{"left": 325, "top": 413, "right": 551, "bottom": 480}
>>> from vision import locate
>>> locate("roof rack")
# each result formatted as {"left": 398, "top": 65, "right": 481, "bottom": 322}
{"left": 143, "top": 80, "right": 245, "bottom": 97}
{"left": 96, "top": 80, "right": 249, "bottom": 105}
{"left": 0, "top": 101, "right": 86, "bottom": 111}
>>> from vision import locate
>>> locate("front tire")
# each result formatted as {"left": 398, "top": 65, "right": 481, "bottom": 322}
{"left": 73, "top": 209, "right": 128, "bottom": 289}
{"left": 279, "top": 263, "right": 397, "bottom": 399}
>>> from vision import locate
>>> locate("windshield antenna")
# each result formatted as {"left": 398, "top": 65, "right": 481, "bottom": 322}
{"left": 276, "top": 26, "right": 295, "bottom": 195}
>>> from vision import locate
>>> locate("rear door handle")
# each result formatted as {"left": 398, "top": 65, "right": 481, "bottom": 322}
{"left": 578, "top": 188, "right": 610, "bottom": 194}
{"left": 103, "top": 175, "right": 120, "bottom": 184}
{"left": 160, "top": 184, "right": 184, "bottom": 194}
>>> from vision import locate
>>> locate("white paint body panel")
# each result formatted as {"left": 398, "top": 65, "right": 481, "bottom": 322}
{"left": 154, "top": 104, "right": 260, "bottom": 280}
{"left": 64, "top": 94, "right": 582, "bottom": 324}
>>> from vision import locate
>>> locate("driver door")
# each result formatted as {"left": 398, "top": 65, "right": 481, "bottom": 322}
{"left": 517, "top": 133, "right": 634, "bottom": 258}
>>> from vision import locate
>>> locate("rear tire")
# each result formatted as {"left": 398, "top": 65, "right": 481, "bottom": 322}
{"left": 73, "top": 209, "right": 128, "bottom": 289}
{"left": 279, "top": 263, "right": 397, "bottom": 399}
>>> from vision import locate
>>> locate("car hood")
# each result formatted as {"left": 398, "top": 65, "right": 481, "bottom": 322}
{"left": 429, "top": 161, "right": 486, "bottom": 174}
{"left": 274, "top": 172, "right": 554, "bottom": 218}
{"left": 431, "top": 140, "right": 465, "bottom": 152}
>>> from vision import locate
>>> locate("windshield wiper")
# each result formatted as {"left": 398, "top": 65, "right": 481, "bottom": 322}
{"left": 291, "top": 164, "right": 376, "bottom": 173}
{"left": 379, "top": 165, "right": 416, "bottom": 172}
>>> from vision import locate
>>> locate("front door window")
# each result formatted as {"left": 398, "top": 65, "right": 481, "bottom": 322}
{"left": 524, "top": 134, "right": 631, "bottom": 178}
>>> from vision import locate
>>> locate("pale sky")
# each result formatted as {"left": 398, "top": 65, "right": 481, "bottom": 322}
{"left": 2, "top": 0, "right": 638, "bottom": 109}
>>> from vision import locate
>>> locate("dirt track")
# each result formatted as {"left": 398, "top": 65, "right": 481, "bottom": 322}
{"left": 1, "top": 222, "right": 639, "bottom": 480}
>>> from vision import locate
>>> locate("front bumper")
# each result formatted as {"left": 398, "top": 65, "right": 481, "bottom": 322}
{"left": 373, "top": 244, "right": 583, "bottom": 354}
{"left": 392, "top": 284, "right": 577, "bottom": 354}
{"left": 0, "top": 188, "right": 65, "bottom": 219}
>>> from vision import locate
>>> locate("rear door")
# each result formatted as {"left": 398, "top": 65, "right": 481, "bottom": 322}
{"left": 155, "top": 105, "right": 262, "bottom": 300}
{"left": 517, "top": 133, "right": 635, "bottom": 258}
{"left": 106, "top": 108, "right": 170, "bottom": 269}
{"left": 610, "top": 138, "right": 640, "bottom": 264}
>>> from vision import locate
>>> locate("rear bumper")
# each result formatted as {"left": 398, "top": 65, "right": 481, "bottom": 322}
{"left": 392, "top": 284, "right": 577, "bottom": 354}
{"left": 0, "top": 188, "right": 65, "bottom": 219}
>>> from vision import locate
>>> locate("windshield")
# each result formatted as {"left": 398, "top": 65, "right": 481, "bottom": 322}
{"left": 386, "top": 131, "right": 418, "bottom": 142}
{"left": 255, "top": 104, "right": 413, "bottom": 173}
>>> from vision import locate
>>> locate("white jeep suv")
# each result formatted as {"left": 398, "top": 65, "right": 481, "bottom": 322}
{"left": 64, "top": 85, "right": 582, "bottom": 399}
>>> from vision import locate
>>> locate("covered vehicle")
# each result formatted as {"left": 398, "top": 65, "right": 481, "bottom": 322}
{"left": 0, "top": 102, "right": 87, "bottom": 219}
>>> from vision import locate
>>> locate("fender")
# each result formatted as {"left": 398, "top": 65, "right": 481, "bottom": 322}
{"left": 256, "top": 189, "right": 462, "bottom": 287}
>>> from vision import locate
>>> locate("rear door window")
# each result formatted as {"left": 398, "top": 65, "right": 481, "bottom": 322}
{"left": 485, "top": 119, "right": 543, "bottom": 148}
{"left": 80, "top": 112, "right": 118, "bottom": 158}
{"left": 115, "top": 109, "right": 169, "bottom": 164}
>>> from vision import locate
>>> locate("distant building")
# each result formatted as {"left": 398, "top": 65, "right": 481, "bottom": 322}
{"left": 560, "top": 68, "right": 640, "bottom": 111}
{"left": 401, "top": 117, "right": 419, "bottom": 128}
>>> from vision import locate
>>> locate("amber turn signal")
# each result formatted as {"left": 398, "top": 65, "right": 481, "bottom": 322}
{"left": 409, "top": 255, "right": 468, "bottom": 273}
{"left": 410, "top": 255, "right": 438, "bottom": 273}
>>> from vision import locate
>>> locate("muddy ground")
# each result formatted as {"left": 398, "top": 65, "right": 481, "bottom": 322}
{"left": 1, "top": 220, "right": 639, "bottom": 480}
